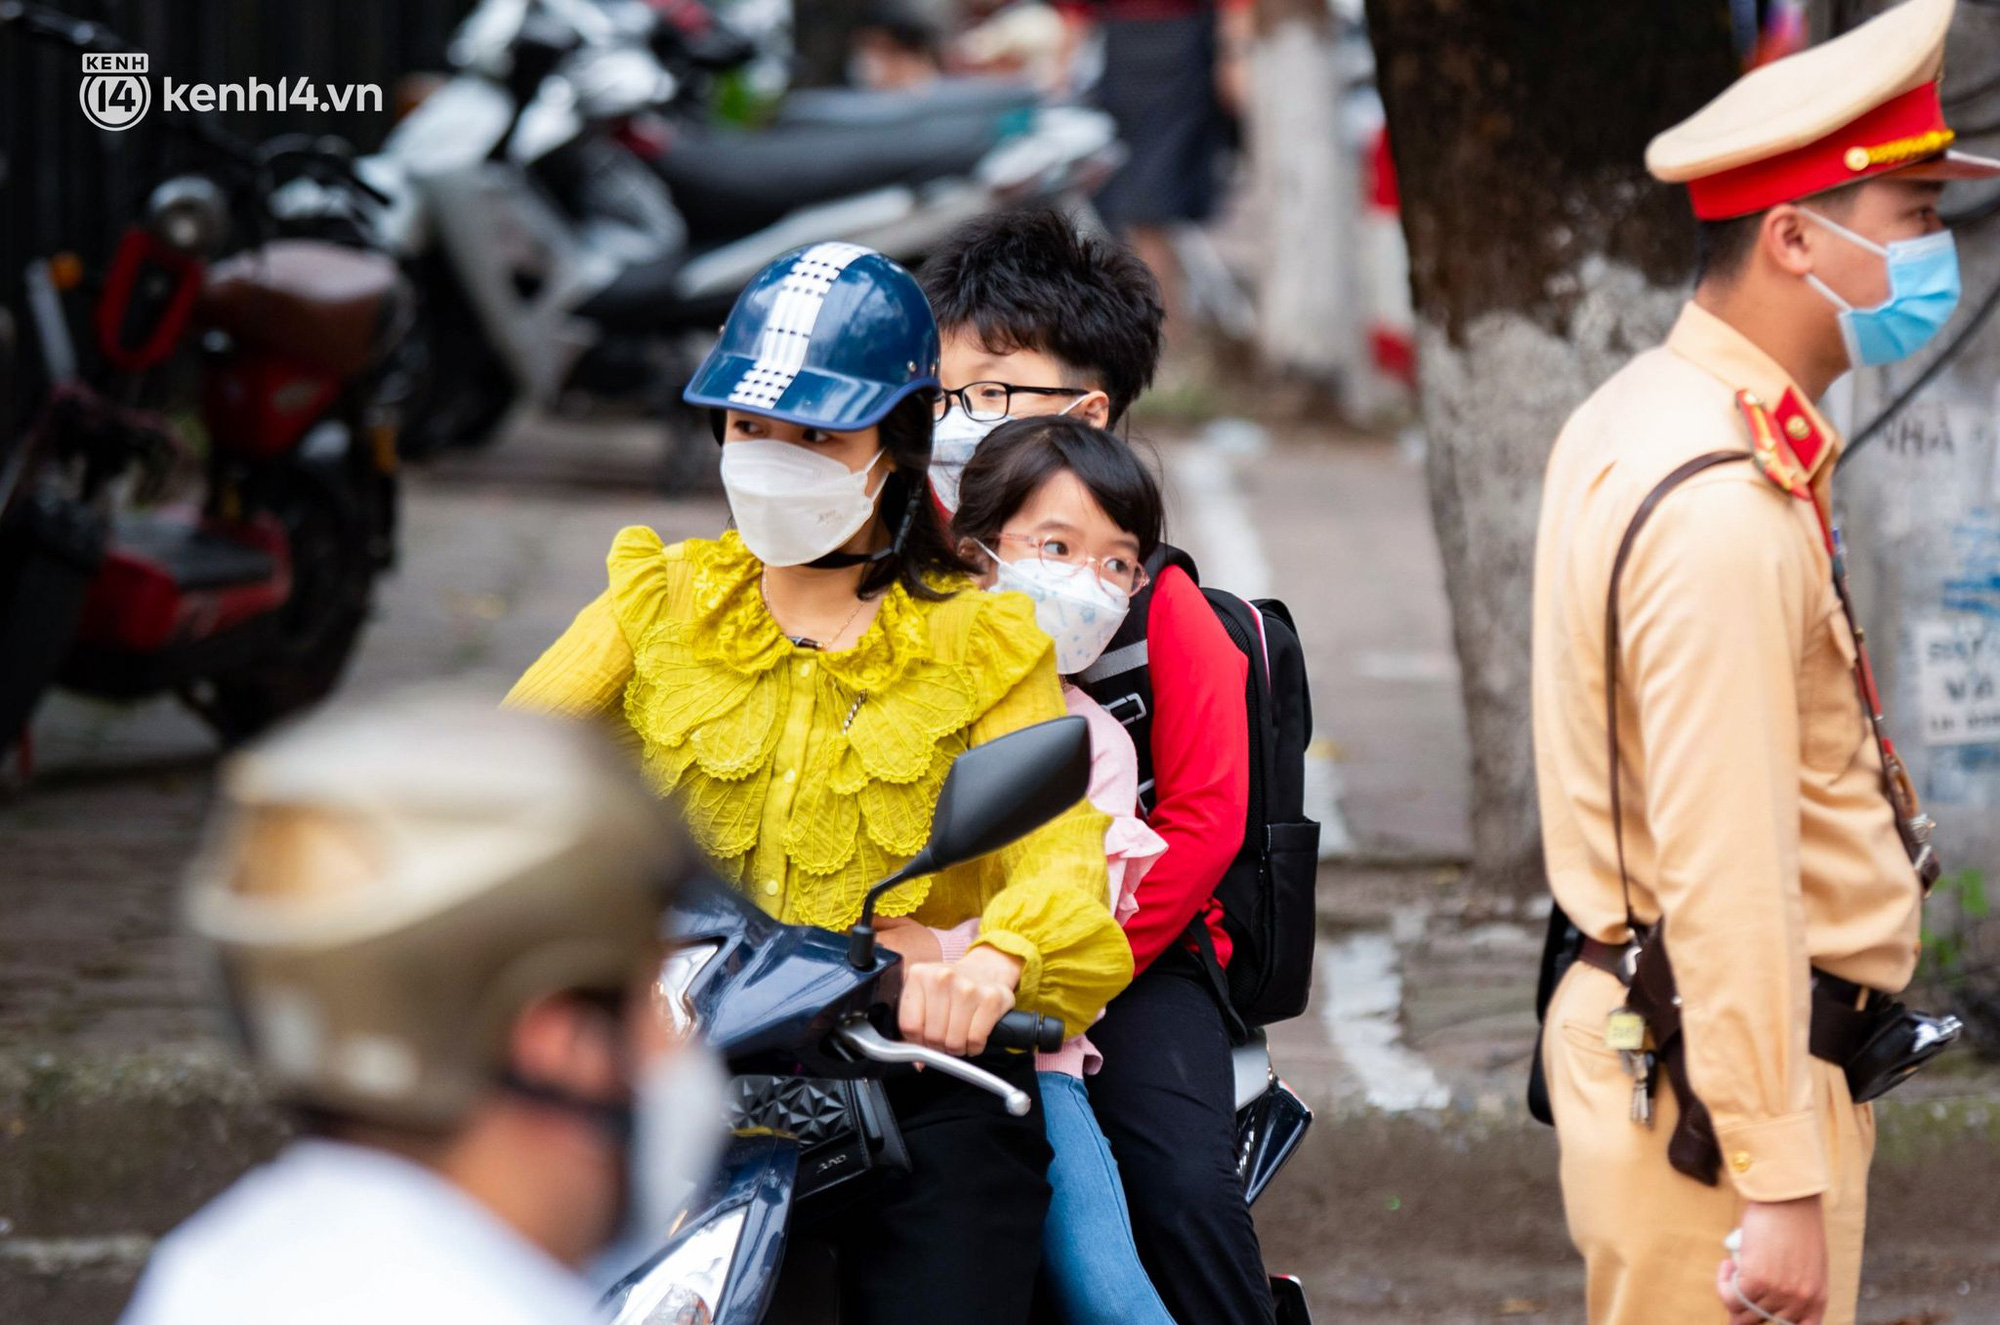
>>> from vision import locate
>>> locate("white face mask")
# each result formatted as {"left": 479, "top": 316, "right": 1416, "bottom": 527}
{"left": 626, "top": 1040, "right": 729, "bottom": 1243}
{"left": 928, "top": 395, "right": 1084, "bottom": 515}
{"left": 720, "top": 440, "right": 885, "bottom": 567}
{"left": 985, "top": 548, "right": 1131, "bottom": 675}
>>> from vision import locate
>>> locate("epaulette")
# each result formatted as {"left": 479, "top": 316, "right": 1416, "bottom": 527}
{"left": 1735, "top": 388, "right": 1822, "bottom": 501}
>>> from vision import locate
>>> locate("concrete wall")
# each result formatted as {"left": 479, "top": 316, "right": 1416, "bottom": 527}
{"left": 1837, "top": 6, "right": 2000, "bottom": 887}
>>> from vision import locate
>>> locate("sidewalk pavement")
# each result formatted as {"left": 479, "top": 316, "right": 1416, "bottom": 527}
{"left": 1169, "top": 425, "right": 1472, "bottom": 863}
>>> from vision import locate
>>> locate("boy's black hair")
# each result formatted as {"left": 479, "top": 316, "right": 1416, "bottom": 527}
{"left": 919, "top": 207, "right": 1165, "bottom": 425}
{"left": 949, "top": 415, "right": 1164, "bottom": 568}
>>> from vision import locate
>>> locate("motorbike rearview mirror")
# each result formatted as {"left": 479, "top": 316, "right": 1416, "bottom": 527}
{"left": 847, "top": 715, "right": 1091, "bottom": 969}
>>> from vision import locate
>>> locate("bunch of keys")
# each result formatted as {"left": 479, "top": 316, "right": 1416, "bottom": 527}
{"left": 1606, "top": 1006, "right": 1657, "bottom": 1127}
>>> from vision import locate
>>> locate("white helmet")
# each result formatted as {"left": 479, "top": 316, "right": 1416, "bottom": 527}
{"left": 184, "top": 692, "right": 692, "bottom": 1129}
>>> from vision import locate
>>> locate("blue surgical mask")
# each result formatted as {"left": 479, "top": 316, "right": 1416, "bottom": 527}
{"left": 1801, "top": 209, "right": 1960, "bottom": 368}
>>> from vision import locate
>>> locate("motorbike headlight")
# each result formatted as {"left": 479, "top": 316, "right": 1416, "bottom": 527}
{"left": 605, "top": 1204, "right": 748, "bottom": 1325}
{"left": 146, "top": 176, "right": 230, "bottom": 256}
{"left": 654, "top": 941, "right": 720, "bottom": 1040}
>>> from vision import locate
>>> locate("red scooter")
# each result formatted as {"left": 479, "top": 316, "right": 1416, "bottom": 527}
{"left": 0, "top": 6, "right": 409, "bottom": 771}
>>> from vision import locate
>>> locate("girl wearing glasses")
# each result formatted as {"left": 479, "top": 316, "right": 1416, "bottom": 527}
{"left": 881, "top": 414, "right": 1179, "bottom": 1325}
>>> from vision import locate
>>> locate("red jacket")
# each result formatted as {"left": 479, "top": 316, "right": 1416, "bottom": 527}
{"left": 1122, "top": 565, "right": 1248, "bottom": 973}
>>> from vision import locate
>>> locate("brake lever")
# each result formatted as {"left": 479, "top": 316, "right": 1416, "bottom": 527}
{"left": 831, "top": 1016, "right": 1033, "bottom": 1117}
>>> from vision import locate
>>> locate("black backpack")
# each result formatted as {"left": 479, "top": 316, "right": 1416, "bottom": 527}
{"left": 1076, "top": 545, "right": 1320, "bottom": 1036}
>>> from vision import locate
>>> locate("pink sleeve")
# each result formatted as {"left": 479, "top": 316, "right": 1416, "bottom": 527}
{"left": 1065, "top": 688, "right": 1169, "bottom": 927}
{"left": 934, "top": 694, "right": 1166, "bottom": 973}
{"left": 931, "top": 918, "right": 982, "bottom": 966}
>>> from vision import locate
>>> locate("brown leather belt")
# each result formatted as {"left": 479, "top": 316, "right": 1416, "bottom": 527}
{"left": 1577, "top": 937, "right": 1882, "bottom": 1068}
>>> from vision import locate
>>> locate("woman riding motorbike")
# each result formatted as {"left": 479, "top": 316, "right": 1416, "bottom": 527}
{"left": 505, "top": 242, "right": 1132, "bottom": 1324}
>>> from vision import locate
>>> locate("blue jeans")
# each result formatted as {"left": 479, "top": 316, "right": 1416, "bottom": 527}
{"left": 1038, "top": 1072, "right": 1180, "bottom": 1325}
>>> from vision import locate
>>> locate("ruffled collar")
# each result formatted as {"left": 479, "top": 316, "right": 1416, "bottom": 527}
{"left": 682, "top": 531, "right": 962, "bottom": 694}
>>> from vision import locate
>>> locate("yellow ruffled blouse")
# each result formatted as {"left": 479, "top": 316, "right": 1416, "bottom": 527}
{"left": 505, "top": 527, "right": 1132, "bottom": 1037}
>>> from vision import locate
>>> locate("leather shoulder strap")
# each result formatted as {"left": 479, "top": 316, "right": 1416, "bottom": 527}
{"left": 1605, "top": 452, "right": 1752, "bottom": 934}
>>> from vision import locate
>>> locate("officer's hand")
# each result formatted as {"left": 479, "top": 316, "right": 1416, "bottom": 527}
{"left": 897, "top": 945, "right": 1022, "bottom": 1057}
{"left": 1718, "top": 1196, "right": 1828, "bottom": 1325}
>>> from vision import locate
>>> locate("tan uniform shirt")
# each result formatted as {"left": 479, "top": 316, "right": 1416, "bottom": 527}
{"left": 1532, "top": 301, "right": 1922, "bottom": 1203}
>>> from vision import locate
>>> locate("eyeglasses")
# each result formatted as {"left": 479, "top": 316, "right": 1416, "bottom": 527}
{"left": 933, "top": 381, "right": 1084, "bottom": 423}
{"left": 992, "top": 532, "right": 1150, "bottom": 597}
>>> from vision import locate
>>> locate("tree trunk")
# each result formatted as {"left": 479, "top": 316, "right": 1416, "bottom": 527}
{"left": 1247, "top": 3, "right": 1352, "bottom": 385}
{"left": 1361, "top": 1, "right": 1737, "bottom": 897}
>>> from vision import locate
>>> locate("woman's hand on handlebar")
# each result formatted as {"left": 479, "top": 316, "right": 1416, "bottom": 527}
{"left": 899, "top": 946, "right": 1024, "bottom": 1058}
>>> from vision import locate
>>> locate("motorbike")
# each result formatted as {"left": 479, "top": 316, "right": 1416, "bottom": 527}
{"left": 287, "top": 0, "right": 1119, "bottom": 468}
{"left": 0, "top": 6, "right": 408, "bottom": 760}
{"left": 601, "top": 716, "right": 1315, "bottom": 1325}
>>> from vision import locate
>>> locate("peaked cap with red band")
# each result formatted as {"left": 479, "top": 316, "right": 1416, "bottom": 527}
{"left": 1648, "top": 0, "right": 2000, "bottom": 220}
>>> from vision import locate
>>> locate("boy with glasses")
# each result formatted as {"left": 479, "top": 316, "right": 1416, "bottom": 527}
{"left": 921, "top": 208, "right": 1275, "bottom": 1325}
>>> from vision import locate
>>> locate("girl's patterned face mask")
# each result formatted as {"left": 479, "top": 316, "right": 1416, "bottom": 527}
{"left": 980, "top": 543, "right": 1131, "bottom": 676}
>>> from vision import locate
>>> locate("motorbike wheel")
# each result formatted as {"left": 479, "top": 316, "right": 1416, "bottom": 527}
{"left": 192, "top": 463, "right": 377, "bottom": 745}
{"left": 398, "top": 260, "right": 516, "bottom": 458}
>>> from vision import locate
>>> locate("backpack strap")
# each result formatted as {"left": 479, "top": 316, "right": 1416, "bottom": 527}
{"left": 1184, "top": 908, "right": 1250, "bottom": 1044}
{"left": 1074, "top": 544, "right": 1199, "bottom": 814}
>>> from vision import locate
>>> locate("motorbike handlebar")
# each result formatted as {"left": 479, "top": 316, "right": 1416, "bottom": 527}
{"left": 988, "top": 1010, "right": 1064, "bottom": 1054}
{"left": 259, "top": 138, "right": 393, "bottom": 207}
{"left": 832, "top": 1017, "right": 1033, "bottom": 1116}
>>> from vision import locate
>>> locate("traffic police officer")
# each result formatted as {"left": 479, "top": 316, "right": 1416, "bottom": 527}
{"left": 1531, "top": 2, "right": 1999, "bottom": 1322}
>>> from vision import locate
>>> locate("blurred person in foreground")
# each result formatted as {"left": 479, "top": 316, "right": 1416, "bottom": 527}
{"left": 120, "top": 695, "right": 725, "bottom": 1325}
{"left": 1532, "top": 1, "right": 1993, "bottom": 1321}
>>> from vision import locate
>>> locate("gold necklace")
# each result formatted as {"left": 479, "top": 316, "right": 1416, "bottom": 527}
{"left": 762, "top": 571, "right": 868, "bottom": 651}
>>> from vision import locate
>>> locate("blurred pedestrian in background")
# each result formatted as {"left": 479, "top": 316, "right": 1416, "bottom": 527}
{"left": 849, "top": 1, "right": 947, "bottom": 91}
{"left": 1058, "top": 0, "right": 1252, "bottom": 341}
{"left": 120, "top": 695, "right": 724, "bottom": 1325}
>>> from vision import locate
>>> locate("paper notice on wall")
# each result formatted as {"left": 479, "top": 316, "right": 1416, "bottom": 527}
{"left": 1915, "top": 619, "right": 2000, "bottom": 746}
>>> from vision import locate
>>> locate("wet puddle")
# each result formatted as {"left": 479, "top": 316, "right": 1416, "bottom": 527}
{"left": 1320, "top": 924, "right": 1450, "bottom": 1112}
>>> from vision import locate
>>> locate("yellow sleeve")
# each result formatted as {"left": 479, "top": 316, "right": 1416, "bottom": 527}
{"left": 503, "top": 590, "right": 634, "bottom": 724}
{"left": 952, "top": 648, "right": 1132, "bottom": 1040}
{"left": 1623, "top": 475, "right": 1822, "bottom": 1201}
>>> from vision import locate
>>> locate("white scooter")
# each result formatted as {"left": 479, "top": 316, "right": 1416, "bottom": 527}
{"left": 283, "top": 0, "right": 1121, "bottom": 473}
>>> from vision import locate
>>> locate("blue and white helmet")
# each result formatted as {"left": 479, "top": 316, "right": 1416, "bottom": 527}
{"left": 685, "top": 242, "right": 941, "bottom": 433}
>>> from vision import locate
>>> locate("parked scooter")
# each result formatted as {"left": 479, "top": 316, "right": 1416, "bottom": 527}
{"left": 315, "top": 0, "right": 1118, "bottom": 468}
{"left": 0, "top": 6, "right": 408, "bottom": 762}
{"left": 600, "top": 716, "right": 1315, "bottom": 1325}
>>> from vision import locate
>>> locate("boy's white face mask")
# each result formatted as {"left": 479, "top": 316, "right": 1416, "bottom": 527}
{"left": 929, "top": 395, "right": 1083, "bottom": 515}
